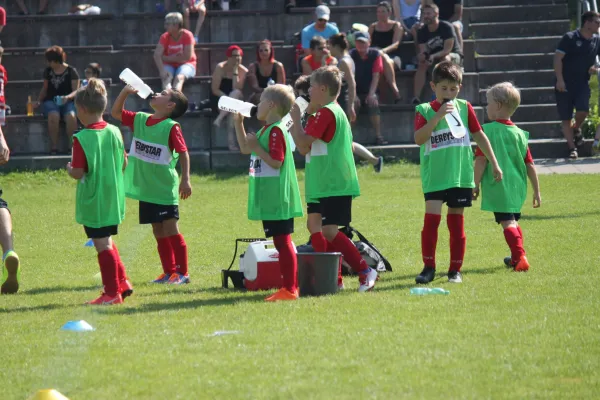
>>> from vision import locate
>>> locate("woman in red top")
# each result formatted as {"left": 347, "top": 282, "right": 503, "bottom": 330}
{"left": 247, "top": 40, "right": 286, "bottom": 104}
{"left": 301, "top": 36, "right": 337, "bottom": 76}
{"left": 153, "top": 12, "right": 197, "bottom": 92}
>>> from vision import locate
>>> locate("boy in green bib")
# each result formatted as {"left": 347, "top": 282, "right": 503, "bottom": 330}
{"left": 112, "top": 86, "right": 192, "bottom": 285}
{"left": 233, "top": 84, "right": 303, "bottom": 301}
{"left": 67, "top": 79, "right": 130, "bottom": 305}
{"left": 291, "top": 66, "right": 378, "bottom": 293}
{"left": 414, "top": 61, "right": 503, "bottom": 284}
{"left": 473, "top": 82, "right": 541, "bottom": 272}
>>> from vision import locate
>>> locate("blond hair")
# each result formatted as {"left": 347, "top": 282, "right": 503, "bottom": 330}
{"left": 310, "top": 66, "right": 342, "bottom": 97}
{"left": 75, "top": 78, "right": 107, "bottom": 115}
{"left": 262, "top": 84, "right": 295, "bottom": 117}
{"left": 165, "top": 12, "right": 183, "bottom": 28}
{"left": 486, "top": 82, "right": 521, "bottom": 116}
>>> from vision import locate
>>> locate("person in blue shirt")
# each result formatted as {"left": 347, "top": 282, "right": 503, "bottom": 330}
{"left": 301, "top": 5, "right": 339, "bottom": 57}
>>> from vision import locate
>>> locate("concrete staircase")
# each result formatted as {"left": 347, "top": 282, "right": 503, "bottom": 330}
{"left": 0, "top": 0, "right": 588, "bottom": 171}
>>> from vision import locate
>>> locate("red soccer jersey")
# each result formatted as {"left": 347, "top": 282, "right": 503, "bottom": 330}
{"left": 305, "top": 107, "right": 337, "bottom": 143}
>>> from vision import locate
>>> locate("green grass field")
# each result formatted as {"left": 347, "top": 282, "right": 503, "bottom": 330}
{"left": 1, "top": 164, "right": 599, "bottom": 400}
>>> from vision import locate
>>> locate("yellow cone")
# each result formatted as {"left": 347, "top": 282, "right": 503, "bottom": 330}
{"left": 29, "top": 389, "right": 70, "bottom": 400}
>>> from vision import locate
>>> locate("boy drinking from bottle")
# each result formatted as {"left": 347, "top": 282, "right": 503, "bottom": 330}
{"left": 68, "top": 78, "right": 131, "bottom": 305}
{"left": 233, "top": 84, "right": 303, "bottom": 301}
{"left": 473, "top": 82, "right": 541, "bottom": 271}
{"left": 414, "top": 61, "right": 502, "bottom": 284}
{"left": 111, "top": 86, "right": 192, "bottom": 285}
{"left": 290, "top": 66, "right": 378, "bottom": 292}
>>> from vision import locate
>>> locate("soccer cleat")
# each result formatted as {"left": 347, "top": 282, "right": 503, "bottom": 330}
{"left": 374, "top": 156, "right": 384, "bottom": 173}
{"left": 87, "top": 292, "right": 123, "bottom": 305}
{"left": 1, "top": 250, "right": 20, "bottom": 294}
{"left": 569, "top": 148, "right": 578, "bottom": 160}
{"left": 152, "top": 273, "right": 171, "bottom": 284}
{"left": 167, "top": 272, "right": 190, "bottom": 285}
{"left": 120, "top": 279, "right": 134, "bottom": 299}
{"left": 447, "top": 270, "right": 463, "bottom": 283}
{"left": 416, "top": 266, "right": 436, "bottom": 284}
{"left": 358, "top": 267, "right": 378, "bottom": 292}
{"left": 265, "top": 288, "right": 299, "bottom": 302}
{"left": 503, "top": 256, "right": 513, "bottom": 268}
{"left": 514, "top": 256, "right": 530, "bottom": 272}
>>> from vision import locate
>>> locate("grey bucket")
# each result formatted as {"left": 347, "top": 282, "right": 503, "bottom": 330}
{"left": 297, "top": 252, "right": 342, "bottom": 297}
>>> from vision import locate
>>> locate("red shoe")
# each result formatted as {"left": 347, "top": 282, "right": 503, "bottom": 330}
{"left": 514, "top": 256, "right": 530, "bottom": 272}
{"left": 265, "top": 288, "right": 299, "bottom": 302}
{"left": 87, "top": 293, "right": 123, "bottom": 305}
{"left": 120, "top": 280, "right": 133, "bottom": 299}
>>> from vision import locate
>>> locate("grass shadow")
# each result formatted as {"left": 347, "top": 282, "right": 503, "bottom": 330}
{"left": 133, "top": 285, "right": 247, "bottom": 297}
{"left": 0, "top": 303, "right": 70, "bottom": 314}
{"left": 520, "top": 210, "right": 600, "bottom": 221}
{"left": 102, "top": 293, "right": 268, "bottom": 315}
{"left": 21, "top": 285, "right": 97, "bottom": 295}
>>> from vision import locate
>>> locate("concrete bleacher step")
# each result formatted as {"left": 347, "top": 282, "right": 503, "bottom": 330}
{"left": 469, "top": 20, "right": 570, "bottom": 39}
{"left": 476, "top": 53, "right": 554, "bottom": 72}
{"left": 474, "top": 37, "right": 560, "bottom": 56}
{"left": 479, "top": 70, "right": 555, "bottom": 89}
{"left": 465, "top": 0, "right": 568, "bottom": 6}
{"left": 5, "top": 138, "right": 589, "bottom": 173}
{"left": 479, "top": 87, "right": 556, "bottom": 106}
{"left": 511, "top": 104, "right": 557, "bottom": 123}
{"left": 467, "top": 4, "right": 568, "bottom": 23}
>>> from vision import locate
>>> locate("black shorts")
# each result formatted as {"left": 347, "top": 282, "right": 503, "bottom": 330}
{"left": 494, "top": 212, "right": 521, "bottom": 224}
{"left": 139, "top": 201, "right": 179, "bottom": 224}
{"left": 356, "top": 94, "right": 381, "bottom": 116}
{"left": 84, "top": 225, "right": 118, "bottom": 239}
{"left": 0, "top": 189, "right": 8, "bottom": 211}
{"left": 309, "top": 196, "right": 352, "bottom": 227}
{"left": 424, "top": 188, "right": 473, "bottom": 208}
{"left": 555, "top": 86, "right": 590, "bottom": 121}
{"left": 262, "top": 218, "right": 294, "bottom": 238}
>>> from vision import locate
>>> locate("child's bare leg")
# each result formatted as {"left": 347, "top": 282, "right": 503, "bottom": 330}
{"left": 161, "top": 219, "right": 180, "bottom": 237}
{"left": 0, "top": 209, "right": 13, "bottom": 255}
{"left": 92, "top": 236, "right": 113, "bottom": 254}
{"left": 352, "top": 142, "right": 378, "bottom": 165}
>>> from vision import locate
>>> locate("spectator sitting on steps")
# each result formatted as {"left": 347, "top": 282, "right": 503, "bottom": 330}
{"left": 33, "top": 46, "right": 80, "bottom": 155}
{"left": 211, "top": 45, "right": 247, "bottom": 151}
{"left": 424, "top": 0, "right": 464, "bottom": 53}
{"left": 301, "top": 36, "right": 337, "bottom": 75}
{"left": 350, "top": 31, "right": 388, "bottom": 145}
{"left": 554, "top": 10, "right": 600, "bottom": 160}
{"left": 154, "top": 12, "right": 197, "bottom": 92}
{"left": 368, "top": 1, "right": 402, "bottom": 102}
{"left": 301, "top": 5, "right": 339, "bottom": 57}
{"left": 247, "top": 40, "right": 286, "bottom": 104}
{"left": 412, "top": 3, "right": 462, "bottom": 105}
{"left": 181, "top": 0, "right": 207, "bottom": 43}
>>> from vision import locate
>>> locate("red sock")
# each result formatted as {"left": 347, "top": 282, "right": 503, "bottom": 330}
{"left": 273, "top": 234, "right": 297, "bottom": 292}
{"left": 326, "top": 241, "right": 343, "bottom": 286}
{"left": 168, "top": 234, "right": 189, "bottom": 276}
{"left": 156, "top": 237, "right": 176, "bottom": 275}
{"left": 447, "top": 214, "right": 466, "bottom": 272}
{"left": 422, "top": 213, "right": 441, "bottom": 268}
{"left": 503, "top": 227, "right": 525, "bottom": 264}
{"left": 112, "top": 243, "right": 128, "bottom": 283}
{"left": 517, "top": 225, "right": 524, "bottom": 243}
{"left": 330, "top": 231, "right": 369, "bottom": 274}
{"left": 98, "top": 249, "right": 119, "bottom": 297}
{"left": 310, "top": 232, "right": 328, "bottom": 252}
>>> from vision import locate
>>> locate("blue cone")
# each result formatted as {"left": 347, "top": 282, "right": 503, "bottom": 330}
{"left": 84, "top": 239, "right": 94, "bottom": 247}
{"left": 61, "top": 320, "right": 95, "bottom": 332}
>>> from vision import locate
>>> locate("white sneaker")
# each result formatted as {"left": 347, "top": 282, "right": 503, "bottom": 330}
{"left": 447, "top": 271, "right": 462, "bottom": 283}
{"left": 358, "top": 268, "right": 378, "bottom": 292}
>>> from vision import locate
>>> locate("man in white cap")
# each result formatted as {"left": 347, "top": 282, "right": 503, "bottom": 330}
{"left": 301, "top": 5, "right": 339, "bottom": 56}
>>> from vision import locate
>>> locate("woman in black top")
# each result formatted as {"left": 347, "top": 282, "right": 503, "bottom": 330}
{"left": 368, "top": 1, "right": 402, "bottom": 102}
{"left": 247, "top": 40, "right": 286, "bottom": 104}
{"left": 34, "top": 46, "right": 80, "bottom": 154}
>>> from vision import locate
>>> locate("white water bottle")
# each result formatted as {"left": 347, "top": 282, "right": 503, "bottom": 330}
{"left": 119, "top": 68, "right": 154, "bottom": 99}
{"left": 281, "top": 96, "right": 309, "bottom": 152}
{"left": 443, "top": 99, "right": 467, "bottom": 139}
{"left": 218, "top": 96, "right": 257, "bottom": 118}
